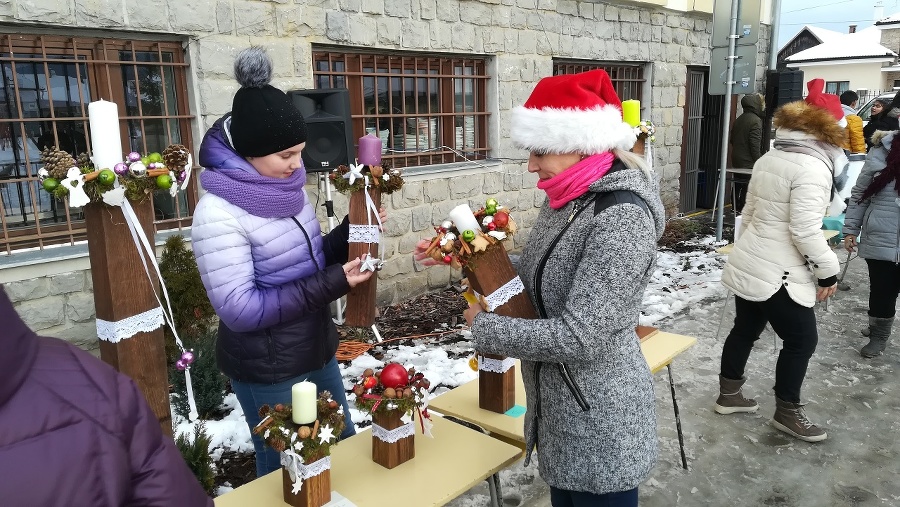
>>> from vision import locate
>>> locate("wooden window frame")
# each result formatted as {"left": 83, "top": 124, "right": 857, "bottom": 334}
{"left": 312, "top": 49, "right": 490, "bottom": 168}
{"left": 0, "top": 34, "right": 195, "bottom": 255}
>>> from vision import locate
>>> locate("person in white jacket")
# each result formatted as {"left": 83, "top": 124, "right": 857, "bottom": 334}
{"left": 714, "top": 79, "right": 843, "bottom": 443}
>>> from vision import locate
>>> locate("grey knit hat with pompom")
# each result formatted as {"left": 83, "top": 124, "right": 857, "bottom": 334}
{"left": 230, "top": 46, "right": 307, "bottom": 158}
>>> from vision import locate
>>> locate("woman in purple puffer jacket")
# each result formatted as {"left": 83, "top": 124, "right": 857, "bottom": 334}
{"left": 191, "top": 47, "right": 375, "bottom": 477}
{"left": 0, "top": 287, "right": 213, "bottom": 506}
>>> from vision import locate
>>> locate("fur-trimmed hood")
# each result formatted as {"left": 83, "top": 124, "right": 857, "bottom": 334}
{"left": 774, "top": 101, "right": 846, "bottom": 147}
{"left": 871, "top": 129, "right": 896, "bottom": 148}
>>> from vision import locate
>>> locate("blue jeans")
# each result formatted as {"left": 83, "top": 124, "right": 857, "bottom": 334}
{"left": 550, "top": 487, "right": 638, "bottom": 507}
{"left": 231, "top": 356, "right": 356, "bottom": 477}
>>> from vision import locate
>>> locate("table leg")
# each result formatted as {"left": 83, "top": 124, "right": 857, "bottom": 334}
{"left": 445, "top": 416, "right": 506, "bottom": 506}
{"left": 666, "top": 364, "right": 688, "bottom": 470}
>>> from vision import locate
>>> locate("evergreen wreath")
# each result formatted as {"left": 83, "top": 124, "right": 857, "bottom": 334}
{"left": 329, "top": 163, "right": 404, "bottom": 195}
{"left": 351, "top": 364, "right": 431, "bottom": 416}
{"left": 422, "top": 198, "right": 518, "bottom": 269}
{"left": 253, "top": 391, "right": 346, "bottom": 464}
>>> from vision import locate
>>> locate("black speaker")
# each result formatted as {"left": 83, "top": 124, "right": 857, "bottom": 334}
{"left": 288, "top": 88, "right": 354, "bottom": 172}
{"left": 775, "top": 69, "right": 804, "bottom": 107}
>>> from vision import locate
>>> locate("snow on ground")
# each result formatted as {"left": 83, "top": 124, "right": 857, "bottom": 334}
{"left": 193, "top": 237, "right": 727, "bottom": 503}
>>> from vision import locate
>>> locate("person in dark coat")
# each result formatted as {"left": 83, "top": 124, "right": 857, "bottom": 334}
{"left": 729, "top": 94, "right": 765, "bottom": 212}
{"left": 863, "top": 93, "right": 900, "bottom": 150}
{"left": 0, "top": 286, "right": 213, "bottom": 507}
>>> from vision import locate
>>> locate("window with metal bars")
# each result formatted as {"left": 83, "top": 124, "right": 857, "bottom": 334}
{"left": 553, "top": 60, "right": 646, "bottom": 103}
{"left": 0, "top": 34, "right": 195, "bottom": 255}
{"left": 312, "top": 49, "right": 490, "bottom": 168}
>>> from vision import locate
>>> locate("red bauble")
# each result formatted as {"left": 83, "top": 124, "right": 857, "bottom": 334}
{"left": 363, "top": 376, "right": 378, "bottom": 389}
{"left": 380, "top": 363, "right": 409, "bottom": 389}
{"left": 487, "top": 222, "right": 497, "bottom": 231}
{"left": 443, "top": 255, "right": 452, "bottom": 264}
{"left": 493, "top": 211, "right": 509, "bottom": 228}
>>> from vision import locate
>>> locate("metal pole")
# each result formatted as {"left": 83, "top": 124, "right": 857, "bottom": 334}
{"left": 768, "top": 0, "right": 783, "bottom": 70}
{"left": 319, "top": 173, "right": 345, "bottom": 325}
{"left": 715, "top": 0, "right": 742, "bottom": 241}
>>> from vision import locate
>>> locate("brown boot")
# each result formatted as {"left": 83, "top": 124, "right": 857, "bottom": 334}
{"left": 714, "top": 376, "right": 759, "bottom": 414}
{"left": 772, "top": 397, "right": 827, "bottom": 442}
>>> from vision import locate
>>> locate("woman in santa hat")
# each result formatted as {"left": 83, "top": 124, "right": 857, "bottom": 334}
{"left": 459, "top": 70, "right": 665, "bottom": 505}
{"left": 715, "top": 79, "right": 843, "bottom": 443}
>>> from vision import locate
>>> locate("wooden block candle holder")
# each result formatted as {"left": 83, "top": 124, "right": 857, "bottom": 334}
{"left": 281, "top": 465, "right": 330, "bottom": 507}
{"left": 345, "top": 182, "right": 381, "bottom": 327}
{"left": 371, "top": 409, "right": 415, "bottom": 469}
{"left": 466, "top": 241, "right": 537, "bottom": 414}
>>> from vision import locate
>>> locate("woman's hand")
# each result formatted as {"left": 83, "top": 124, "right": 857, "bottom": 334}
{"left": 413, "top": 238, "right": 440, "bottom": 267}
{"left": 816, "top": 283, "right": 837, "bottom": 302}
{"left": 378, "top": 206, "right": 388, "bottom": 231}
{"left": 463, "top": 303, "right": 483, "bottom": 327}
{"left": 343, "top": 257, "right": 374, "bottom": 287}
{"left": 844, "top": 235, "right": 857, "bottom": 252}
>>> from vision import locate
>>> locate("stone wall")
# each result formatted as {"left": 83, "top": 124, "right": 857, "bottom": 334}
{"left": 1, "top": 0, "right": 771, "bottom": 349}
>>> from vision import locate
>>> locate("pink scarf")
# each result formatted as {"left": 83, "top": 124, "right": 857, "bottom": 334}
{"left": 537, "top": 152, "right": 615, "bottom": 209}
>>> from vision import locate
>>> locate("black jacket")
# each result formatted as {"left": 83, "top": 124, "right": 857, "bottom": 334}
{"left": 730, "top": 94, "right": 764, "bottom": 169}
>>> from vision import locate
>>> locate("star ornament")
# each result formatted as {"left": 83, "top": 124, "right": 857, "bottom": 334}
{"left": 343, "top": 163, "right": 365, "bottom": 185}
{"left": 317, "top": 424, "right": 335, "bottom": 445}
{"left": 291, "top": 478, "right": 303, "bottom": 495}
{"left": 360, "top": 253, "right": 383, "bottom": 273}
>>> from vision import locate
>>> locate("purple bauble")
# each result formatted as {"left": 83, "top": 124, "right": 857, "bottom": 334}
{"left": 175, "top": 359, "right": 187, "bottom": 371}
{"left": 176, "top": 171, "right": 187, "bottom": 184}
{"left": 127, "top": 151, "right": 142, "bottom": 163}
{"left": 113, "top": 162, "right": 129, "bottom": 175}
{"left": 181, "top": 351, "right": 195, "bottom": 365}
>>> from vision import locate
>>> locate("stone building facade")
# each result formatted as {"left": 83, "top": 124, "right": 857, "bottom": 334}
{"left": 0, "top": 0, "right": 772, "bottom": 349}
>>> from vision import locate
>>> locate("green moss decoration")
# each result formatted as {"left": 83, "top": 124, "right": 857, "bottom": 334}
{"left": 329, "top": 163, "right": 404, "bottom": 195}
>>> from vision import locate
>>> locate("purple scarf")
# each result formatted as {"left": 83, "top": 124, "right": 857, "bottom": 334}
{"left": 200, "top": 166, "right": 307, "bottom": 218}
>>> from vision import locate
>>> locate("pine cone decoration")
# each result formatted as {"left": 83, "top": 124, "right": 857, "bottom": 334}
{"left": 75, "top": 152, "right": 93, "bottom": 170}
{"left": 163, "top": 144, "right": 190, "bottom": 170}
{"left": 268, "top": 438, "right": 286, "bottom": 452}
{"left": 40, "top": 147, "right": 77, "bottom": 180}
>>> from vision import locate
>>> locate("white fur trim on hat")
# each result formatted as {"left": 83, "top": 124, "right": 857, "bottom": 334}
{"left": 838, "top": 117, "right": 847, "bottom": 128}
{"left": 511, "top": 104, "right": 637, "bottom": 154}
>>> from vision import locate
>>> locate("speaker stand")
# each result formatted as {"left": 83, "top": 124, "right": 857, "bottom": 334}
{"left": 318, "top": 172, "right": 346, "bottom": 325}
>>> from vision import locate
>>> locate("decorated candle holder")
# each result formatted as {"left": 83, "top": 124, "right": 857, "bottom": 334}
{"left": 352, "top": 363, "right": 433, "bottom": 469}
{"left": 330, "top": 162, "right": 404, "bottom": 327}
{"left": 37, "top": 144, "right": 193, "bottom": 208}
{"left": 631, "top": 120, "right": 656, "bottom": 159}
{"left": 252, "top": 392, "right": 346, "bottom": 507}
{"left": 426, "top": 199, "right": 534, "bottom": 413}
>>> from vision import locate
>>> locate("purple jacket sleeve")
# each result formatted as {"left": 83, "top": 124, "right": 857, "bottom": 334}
{"left": 122, "top": 379, "right": 213, "bottom": 507}
{"left": 193, "top": 204, "right": 350, "bottom": 332}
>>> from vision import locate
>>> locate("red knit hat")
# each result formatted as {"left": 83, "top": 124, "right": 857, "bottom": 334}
{"left": 805, "top": 79, "right": 847, "bottom": 128}
{"left": 511, "top": 69, "right": 636, "bottom": 154}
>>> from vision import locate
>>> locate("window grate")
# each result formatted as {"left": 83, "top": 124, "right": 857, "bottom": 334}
{"left": 312, "top": 50, "right": 490, "bottom": 168}
{"left": 0, "top": 34, "right": 195, "bottom": 255}
{"left": 553, "top": 60, "right": 646, "bottom": 103}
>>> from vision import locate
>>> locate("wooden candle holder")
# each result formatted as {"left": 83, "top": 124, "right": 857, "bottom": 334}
{"left": 345, "top": 183, "right": 381, "bottom": 327}
{"left": 465, "top": 241, "right": 536, "bottom": 414}
{"left": 281, "top": 465, "right": 331, "bottom": 507}
{"left": 632, "top": 135, "right": 646, "bottom": 156}
{"left": 371, "top": 409, "right": 414, "bottom": 469}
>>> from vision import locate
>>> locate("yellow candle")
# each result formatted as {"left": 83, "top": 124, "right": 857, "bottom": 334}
{"left": 622, "top": 99, "right": 640, "bottom": 127}
{"left": 291, "top": 381, "right": 317, "bottom": 425}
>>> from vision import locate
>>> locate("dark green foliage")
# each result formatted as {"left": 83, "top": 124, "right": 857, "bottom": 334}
{"left": 171, "top": 330, "right": 226, "bottom": 419}
{"left": 159, "top": 234, "right": 217, "bottom": 362}
{"left": 658, "top": 219, "right": 703, "bottom": 248}
{"left": 175, "top": 423, "right": 216, "bottom": 495}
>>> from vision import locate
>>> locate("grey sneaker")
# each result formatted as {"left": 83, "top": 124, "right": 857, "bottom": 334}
{"left": 772, "top": 397, "right": 827, "bottom": 442}
{"left": 714, "top": 375, "right": 759, "bottom": 414}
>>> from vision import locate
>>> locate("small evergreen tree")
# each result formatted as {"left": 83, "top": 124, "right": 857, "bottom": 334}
{"left": 171, "top": 330, "right": 226, "bottom": 419}
{"left": 159, "top": 234, "right": 217, "bottom": 362}
{"left": 175, "top": 422, "right": 216, "bottom": 495}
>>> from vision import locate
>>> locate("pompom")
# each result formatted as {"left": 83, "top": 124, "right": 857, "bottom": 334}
{"left": 234, "top": 46, "right": 272, "bottom": 89}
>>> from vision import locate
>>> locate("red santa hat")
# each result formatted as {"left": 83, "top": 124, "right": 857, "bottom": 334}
{"left": 805, "top": 79, "right": 847, "bottom": 128}
{"left": 511, "top": 69, "right": 636, "bottom": 154}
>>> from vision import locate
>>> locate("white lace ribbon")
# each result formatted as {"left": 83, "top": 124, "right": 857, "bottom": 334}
{"left": 484, "top": 276, "right": 524, "bottom": 312}
{"left": 348, "top": 224, "right": 380, "bottom": 244}
{"left": 281, "top": 451, "right": 330, "bottom": 494}
{"left": 96, "top": 306, "right": 164, "bottom": 342}
{"left": 372, "top": 421, "right": 415, "bottom": 443}
{"left": 478, "top": 355, "right": 517, "bottom": 374}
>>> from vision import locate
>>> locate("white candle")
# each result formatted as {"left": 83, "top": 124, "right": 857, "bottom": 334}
{"left": 448, "top": 204, "right": 482, "bottom": 234}
{"left": 88, "top": 100, "right": 123, "bottom": 171}
{"left": 291, "top": 381, "right": 317, "bottom": 425}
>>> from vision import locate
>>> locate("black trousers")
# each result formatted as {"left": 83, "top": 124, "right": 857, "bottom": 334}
{"left": 720, "top": 287, "right": 818, "bottom": 403}
{"left": 733, "top": 174, "right": 751, "bottom": 213}
{"left": 865, "top": 259, "right": 900, "bottom": 318}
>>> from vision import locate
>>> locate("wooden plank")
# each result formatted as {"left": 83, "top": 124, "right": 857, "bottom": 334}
{"left": 281, "top": 468, "right": 330, "bottom": 507}
{"left": 344, "top": 185, "right": 380, "bottom": 327}
{"left": 371, "top": 408, "right": 414, "bottom": 469}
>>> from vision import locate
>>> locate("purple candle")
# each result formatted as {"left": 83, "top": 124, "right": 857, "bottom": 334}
{"left": 358, "top": 134, "right": 382, "bottom": 166}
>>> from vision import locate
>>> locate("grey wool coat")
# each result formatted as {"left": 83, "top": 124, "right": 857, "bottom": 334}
{"left": 472, "top": 165, "right": 664, "bottom": 495}
{"left": 844, "top": 130, "right": 900, "bottom": 262}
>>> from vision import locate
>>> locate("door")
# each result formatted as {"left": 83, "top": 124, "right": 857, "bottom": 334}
{"left": 680, "top": 67, "right": 726, "bottom": 212}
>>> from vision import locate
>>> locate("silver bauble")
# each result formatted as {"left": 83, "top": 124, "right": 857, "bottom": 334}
{"left": 128, "top": 161, "right": 147, "bottom": 177}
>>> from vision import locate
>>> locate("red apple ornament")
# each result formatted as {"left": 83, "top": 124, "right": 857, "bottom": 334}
{"left": 380, "top": 363, "right": 409, "bottom": 389}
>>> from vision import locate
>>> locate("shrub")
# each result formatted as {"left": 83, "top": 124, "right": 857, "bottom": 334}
{"left": 159, "top": 234, "right": 217, "bottom": 362}
{"left": 175, "top": 422, "right": 216, "bottom": 495}
{"left": 171, "top": 330, "right": 226, "bottom": 420}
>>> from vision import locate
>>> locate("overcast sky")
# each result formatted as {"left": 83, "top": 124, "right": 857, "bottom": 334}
{"left": 777, "top": 0, "right": 900, "bottom": 49}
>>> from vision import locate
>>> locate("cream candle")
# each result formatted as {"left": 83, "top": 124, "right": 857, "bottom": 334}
{"left": 88, "top": 100, "right": 123, "bottom": 171}
{"left": 621, "top": 99, "right": 640, "bottom": 127}
{"left": 291, "top": 381, "right": 317, "bottom": 425}
{"left": 448, "top": 204, "right": 482, "bottom": 235}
